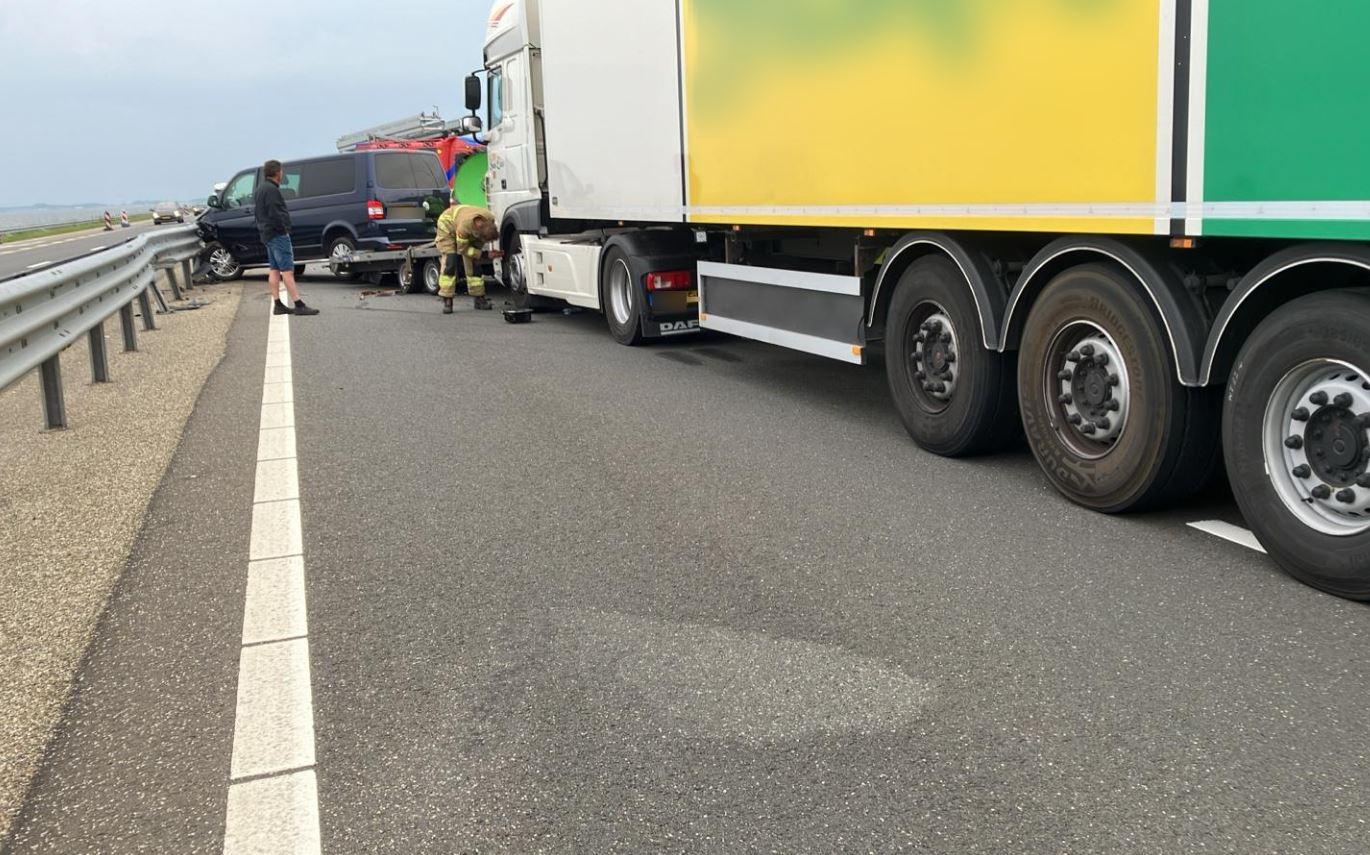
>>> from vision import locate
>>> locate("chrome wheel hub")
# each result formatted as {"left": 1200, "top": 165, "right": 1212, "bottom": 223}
{"left": 209, "top": 248, "right": 237, "bottom": 278}
{"left": 1048, "top": 322, "right": 1130, "bottom": 457}
{"left": 911, "top": 309, "right": 959, "bottom": 404}
{"left": 1265, "top": 360, "right": 1370, "bottom": 535}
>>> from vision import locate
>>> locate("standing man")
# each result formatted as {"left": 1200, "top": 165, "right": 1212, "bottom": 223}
{"left": 253, "top": 159, "right": 319, "bottom": 316}
{"left": 434, "top": 192, "right": 499, "bottom": 314}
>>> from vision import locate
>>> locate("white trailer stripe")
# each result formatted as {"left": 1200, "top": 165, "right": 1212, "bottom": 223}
{"left": 1186, "top": 0, "right": 1210, "bottom": 236}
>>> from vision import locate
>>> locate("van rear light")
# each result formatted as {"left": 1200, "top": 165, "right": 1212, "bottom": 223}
{"left": 644, "top": 270, "right": 693, "bottom": 291}
{"left": 366, "top": 200, "right": 385, "bottom": 220}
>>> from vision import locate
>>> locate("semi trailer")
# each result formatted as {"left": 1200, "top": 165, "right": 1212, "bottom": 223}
{"left": 471, "top": 0, "right": 1370, "bottom": 600}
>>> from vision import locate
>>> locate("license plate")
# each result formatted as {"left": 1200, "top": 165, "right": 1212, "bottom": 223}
{"left": 686, "top": 290, "right": 699, "bottom": 305}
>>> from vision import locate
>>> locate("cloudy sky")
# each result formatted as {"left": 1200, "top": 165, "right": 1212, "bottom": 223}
{"left": 0, "top": 0, "right": 491, "bottom": 208}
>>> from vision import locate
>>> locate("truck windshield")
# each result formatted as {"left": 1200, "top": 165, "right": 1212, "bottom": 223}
{"left": 488, "top": 68, "right": 504, "bottom": 128}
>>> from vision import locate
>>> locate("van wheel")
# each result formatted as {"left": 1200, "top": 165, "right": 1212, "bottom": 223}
{"left": 204, "top": 242, "right": 243, "bottom": 281}
{"left": 327, "top": 236, "right": 360, "bottom": 280}
{"left": 1224, "top": 290, "right": 1370, "bottom": 600}
{"left": 422, "top": 259, "right": 441, "bottom": 295}
{"left": 294, "top": 264, "right": 307, "bottom": 279}
{"left": 1017, "top": 263, "right": 1218, "bottom": 513}
{"left": 396, "top": 263, "right": 417, "bottom": 294}
{"left": 600, "top": 247, "right": 644, "bottom": 346}
{"left": 885, "top": 256, "right": 1019, "bottom": 457}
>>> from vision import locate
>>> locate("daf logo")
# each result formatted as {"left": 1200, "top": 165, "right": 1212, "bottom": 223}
{"left": 660, "top": 320, "right": 700, "bottom": 335}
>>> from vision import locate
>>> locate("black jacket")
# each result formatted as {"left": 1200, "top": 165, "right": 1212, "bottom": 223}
{"left": 253, "top": 177, "right": 291, "bottom": 242}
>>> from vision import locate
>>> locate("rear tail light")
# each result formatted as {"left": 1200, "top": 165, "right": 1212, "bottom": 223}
{"left": 366, "top": 200, "right": 385, "bottom": 220}
{"left": 644, "top": 270, "right": 693, "bottom": 291}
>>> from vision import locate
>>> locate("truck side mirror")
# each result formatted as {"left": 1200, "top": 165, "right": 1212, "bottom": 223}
{"left": 459, "top": 115, "right": 484, "bottom": 135}
{"left": 465, "top": 74, "right": 482, "bottom": 111}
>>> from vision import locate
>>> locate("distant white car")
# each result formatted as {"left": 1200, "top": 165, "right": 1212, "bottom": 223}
{"left": 152, "top": 201, "right": 184, "bottom": 225}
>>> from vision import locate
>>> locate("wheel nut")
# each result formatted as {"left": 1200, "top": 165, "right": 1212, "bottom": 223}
{"left": 944, "top": 353, "right": 956, "bottom": 364}
{"left": 1069, "top": 414, "right": 1082, "bottom": 425}
{"left": 940, "top": 333, "right": 952, "bottom": 344}
{"left": 915, "top": 371, "right": 927, "bottom": 380}
{"left": 1080, "top": 344, "right": 1096, "bottom": 357}
{"left": 1096, "top": 353, "right": 1109, "bottom": 366}
{"left": 1358, "top": 474, "right": 1370, "bottom": 488}
{"left": 923, "top": 383, "right": 934, "bottom": 392}
{"left": 1337, "top": 488, "right": 1357, "bottom": 504}
{"left": 1097, "top": 418, "right": 1111, "bottom": 431}
{"left": 1106, "top": 399, "right": 1121, "bottom": 412}
{"left": 1067, "top": 351, "right": 1081, "bottom": 362}
{"left": 1311, "top": 391, "right": 1329, "bottom": 406}
{"left": 1292, "top": 407, "right": 1310, "bottom": 422}
{"left": 933, "top": 382, "right": 947, "bottom": 394}
{"left": 1108, "top": 374, "right": 1120, "bottom": 387}
{"left": 1293, "top": 465, "right": 1312, "bottom": 479}
{"left": 1059, "top": 393, "right": 1073, "bottom": 405}
{"left": 1058, "top": 369, "right": 1072, "bottom": 381}
{"left": 1312, "top": 485, "right": 1332, "bottom": 500}
{"left": 1335, "top": 393, "right": 1354, "bottom": 408}
{"left": 1358, "top": 415, "right": 1370, "bottom": 430}
{"left": 1081, "top": 422, "right": 1097, "bottom": 435}
{"left": 1285, "top": 436, "right": 1304, "bottom": 449}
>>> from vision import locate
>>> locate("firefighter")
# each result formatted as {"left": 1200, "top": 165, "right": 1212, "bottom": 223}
{"left": 435, "top": 194, "right": 499, "bottom": 314}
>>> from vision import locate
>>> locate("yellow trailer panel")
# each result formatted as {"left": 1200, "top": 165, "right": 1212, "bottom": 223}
{"left": 682, "top": 0, "right": 1169, "bottom": 235}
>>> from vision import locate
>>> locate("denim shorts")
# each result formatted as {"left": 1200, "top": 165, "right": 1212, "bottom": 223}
{"left": 265, "top": 235, "right": 295, "bottom": 271}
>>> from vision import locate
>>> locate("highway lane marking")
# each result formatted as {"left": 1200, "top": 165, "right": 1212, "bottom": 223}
{"left": 24, "top": 260, "right": 52, "bottom": 269}
{"left": 224, "top": 307, "right": 321, "bottom": 854}
{"left": 1188, "top": 520, "right": 1267, "bottom": 554}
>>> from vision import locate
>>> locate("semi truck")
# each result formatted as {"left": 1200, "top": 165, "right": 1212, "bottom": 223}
{"left": 469, "top": 0, "right": 1370, "bottom": 600}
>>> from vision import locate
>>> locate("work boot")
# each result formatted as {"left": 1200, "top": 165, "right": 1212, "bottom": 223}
{"left": 442, "top": 297, "right": 454, "bottom": 314}
{"left": 472, "top": 295, "right": 492, "bottom": 311}
{"left": 292, "top": 300, "right": 320, "bottom": 317}
{"left": 273, "top": 300, "right": 294, "bottom": 315}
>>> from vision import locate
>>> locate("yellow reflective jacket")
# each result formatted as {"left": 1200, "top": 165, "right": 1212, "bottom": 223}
{"left": 436, "top": 205, "right": 494, "bottom": 258}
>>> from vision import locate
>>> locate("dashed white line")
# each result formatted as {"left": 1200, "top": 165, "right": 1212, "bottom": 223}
{"left": 1188, "top": 520, "right": 1267, "bottom": 554}
{"left": 224, "top": 308, "right": 321, "bottom": 854}
{"left": 24, "top": 260, "right": 52, "bottom": 270}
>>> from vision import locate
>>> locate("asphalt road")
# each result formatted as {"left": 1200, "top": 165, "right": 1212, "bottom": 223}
{"left": 7, "top": 272, "right": 1369, "bottom": 854}
{"left": 0, "top": 221, "right": 164, "bottom": 279}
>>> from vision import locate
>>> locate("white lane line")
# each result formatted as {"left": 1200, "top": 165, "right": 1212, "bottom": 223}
{"left": 224, "top": 770, "right": 321, "bottom": 855}
{"left": 257, "top": 427, "right": 297, "bottom": 462}
{"left": 1188, "top": 520, "right": 1267, "bottom": 554}
{"left": 25, "top": 260, "right": 52, "bottom": 269}
{"left": 229, "top": 638, "right": 317, "bottom": 779}
{"left": 225, "top": 308, "right": 321, "bottom": 853}
{"left": 242, "top": 557, "right": 308, "bottom": 646}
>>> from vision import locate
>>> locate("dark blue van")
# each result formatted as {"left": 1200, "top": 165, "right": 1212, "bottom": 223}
{"left": 198, "top": 150, "right": 449, "bottom": 280}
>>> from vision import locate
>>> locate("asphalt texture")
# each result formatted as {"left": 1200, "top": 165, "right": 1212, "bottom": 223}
{"left": 7, "top": 271, "right": 1370, "bottom": 854}
{"left": 0, "top": 221, "right": 161, "bottom": 279}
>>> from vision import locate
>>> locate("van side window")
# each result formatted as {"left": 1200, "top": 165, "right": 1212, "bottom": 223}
{"left": 223, "top": 171, "right": 256, "bottom": 209}
{"left": 375, "top": 154, "right": 417, "bottom": 189}
{"left": 409, "top": 154, "right": 447, "bottom": 190}
{"left": 297, "top": 158, "right": 355, "bottom": 198}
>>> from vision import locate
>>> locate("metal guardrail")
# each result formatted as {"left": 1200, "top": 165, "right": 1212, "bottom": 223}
{"left": 0, "top": 224, "right": 203, "bottom": 429}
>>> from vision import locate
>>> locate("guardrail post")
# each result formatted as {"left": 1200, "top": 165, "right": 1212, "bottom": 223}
{"left": 39, "top": 355, "right": 67, "bottom": 430}
{"left": 137, "top": 287, "right": 157, "bottom": 331}
{"left": 88, "top": 321, "right": 110, "bottom": 382}
{"left": 119, "top": 302, "right": 138, "bottom": 351}
{"left": 164, "top": 266, "right": 183, "bottom": 301}
{"left": 180, "top": 258, "right": 195, "bottom": 292}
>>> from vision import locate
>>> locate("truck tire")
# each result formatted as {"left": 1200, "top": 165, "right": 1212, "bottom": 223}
{"left": 884, "top": 256, "right": 1019, "bottom": 456}
{"left": 422, "top": 259, "right": 441, "bottom": 295}
{"left": 1017, "top": 263, "right": 1217, "bottom": 513}
{"left": 601, "top": 247, "right": 644, "bottom": 346}
{"left": 1223, "top": 290, "right": 1370, "bottom": 600}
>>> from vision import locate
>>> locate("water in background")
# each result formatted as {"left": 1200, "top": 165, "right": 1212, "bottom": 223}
{"left": 0, "top": 205, "right": 157, "bottom": 232}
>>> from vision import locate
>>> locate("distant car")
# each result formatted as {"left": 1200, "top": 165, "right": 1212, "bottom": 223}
{"left": 152, "top": 202, "right": 185, "bottom": 225}
{"left": 197, "top": 149, "right": 449, "bottom": 281}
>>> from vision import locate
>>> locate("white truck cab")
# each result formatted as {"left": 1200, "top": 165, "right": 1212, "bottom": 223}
{"left": 479, "top": 0, "right": 544, "bottom": 232}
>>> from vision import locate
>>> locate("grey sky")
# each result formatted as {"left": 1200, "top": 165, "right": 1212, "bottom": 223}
{"left": 0, "top": 0, "right": 491, "bottom": 208}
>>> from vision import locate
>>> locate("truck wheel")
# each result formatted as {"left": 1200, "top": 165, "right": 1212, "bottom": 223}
{"left": 1224, "top": 290, "right": 1370, "bottom": 599}
{"left": 884, "top": 256, "right": 1019, "bottom": 456}
{"left": 601, "top": 247, "right": 644, "bottom": 346}
{"left": 1017, "top": 263, "right": 1217, "bottom": 513}
{"left": 204, "top": 242, "right": 243, "bottom": 281}
{"left": 421, "top": 259, "right": 441, "bottom": 295}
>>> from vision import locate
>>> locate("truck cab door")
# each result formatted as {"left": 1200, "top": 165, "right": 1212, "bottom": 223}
{"left": 486, "top": 55, "right": 538, "bottom": 223}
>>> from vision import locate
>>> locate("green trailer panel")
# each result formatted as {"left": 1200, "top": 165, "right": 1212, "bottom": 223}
{"left": 1203, "top": 0, "right": 1370, "bottom": 240}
